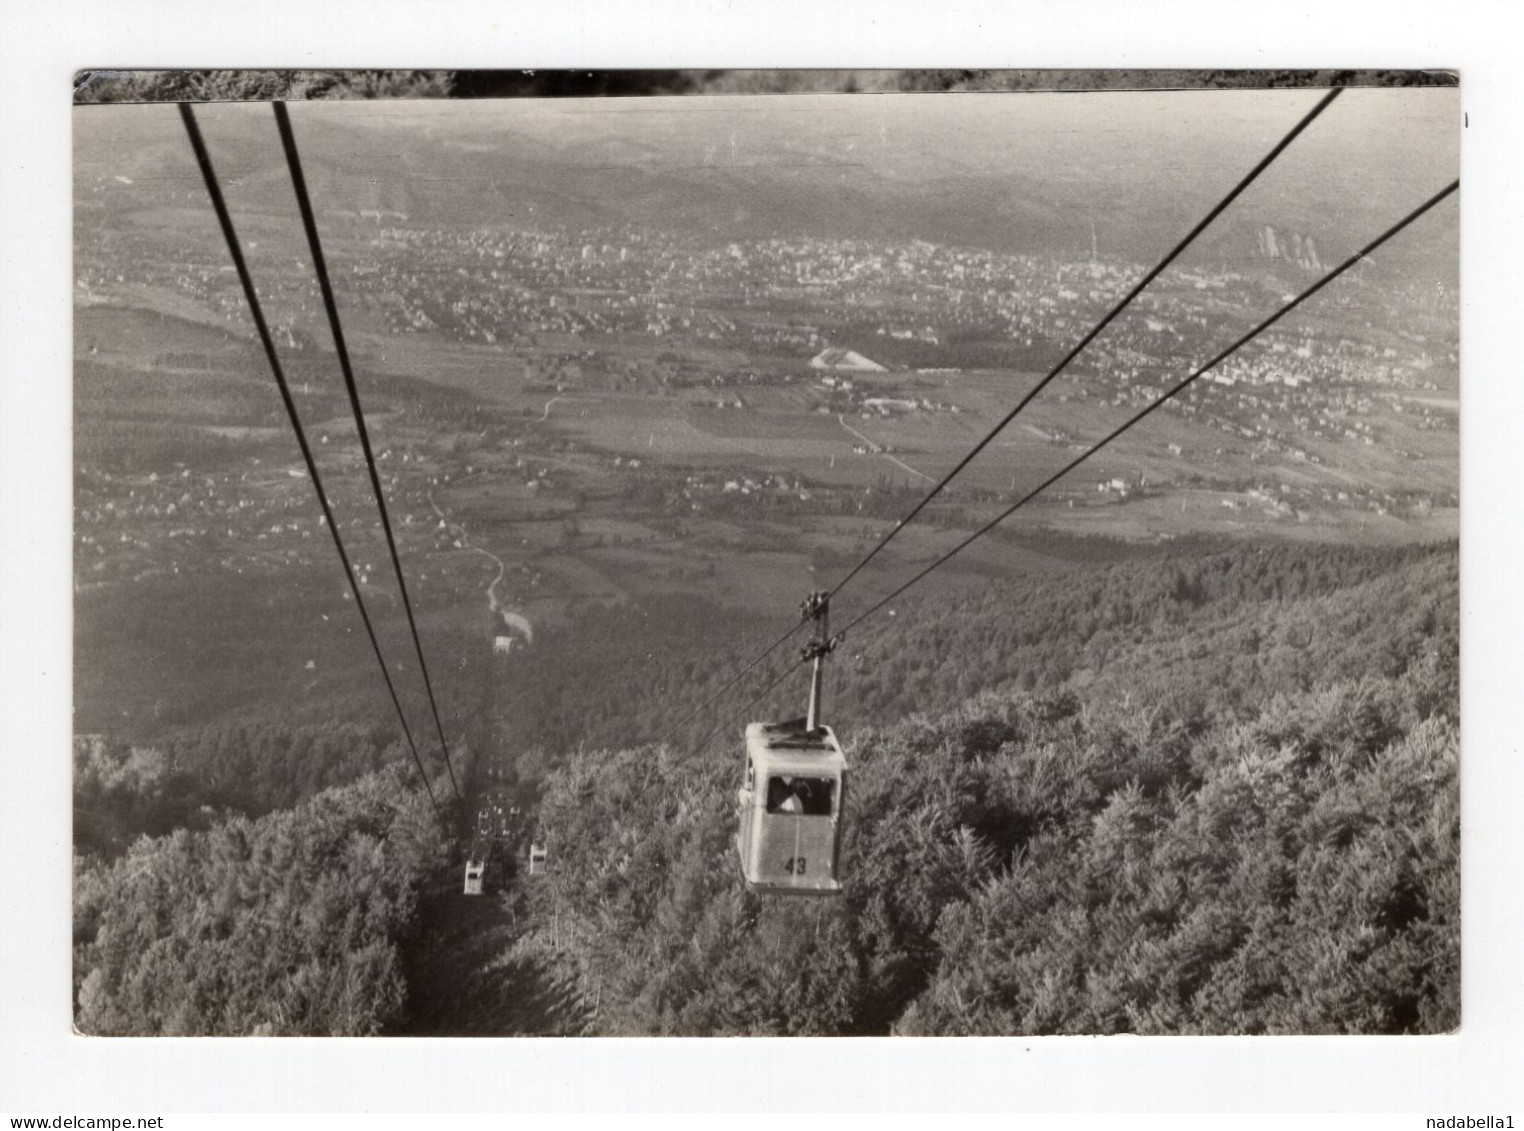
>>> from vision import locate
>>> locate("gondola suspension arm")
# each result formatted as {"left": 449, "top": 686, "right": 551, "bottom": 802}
{"left": 800, "top": 591, "right": 839, "bottom": 734}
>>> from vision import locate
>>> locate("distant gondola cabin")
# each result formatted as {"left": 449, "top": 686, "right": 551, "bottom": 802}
{"left": 736, "top": 719, "right": 847, "bottom": 895}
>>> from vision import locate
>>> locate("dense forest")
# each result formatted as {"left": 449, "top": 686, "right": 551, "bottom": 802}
{"left": 518, "top": 674, "right": 1457, "bottom": 1034}
{"left": 73, "top": 722, "right": 424, "bottom": 860}
{"left": 72, "top": 538, "right": 1459, "bottom": 1035}
{"left": 73, "top": 767, "right": 446, "bottom": 1035}
{"left": 507, "top": 540, "right": 1461, "bottom": 1034}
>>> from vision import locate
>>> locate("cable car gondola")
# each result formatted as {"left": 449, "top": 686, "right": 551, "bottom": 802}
{"left": 528, "top": 843, "right": 549, "bottom": 877}
{"left": 463, "top": 856, "right": 486, "bottom": 896}
{"left": 736, "top": 592, "right": 847, "bottom": 895}
{"left": 463, "top": 837, "right": 488, "bottom": 895}
{"left": 736, "top": 718, "right": 847, "bottom": 895}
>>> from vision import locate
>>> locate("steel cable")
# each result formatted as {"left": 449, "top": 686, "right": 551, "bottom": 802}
{"left": 178, "top": 103, "right": 447, "bottom": 825}
{"left": 836, "top": 179, "right": 1460, "bottom": 640}
{"left": 825, "top": 87, "right": 1345, "bottom": 601}
{"left": 273, "top": 102, "right": 468, "bottom": 820}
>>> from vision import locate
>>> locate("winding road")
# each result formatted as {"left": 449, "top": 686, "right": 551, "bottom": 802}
{"left": 427, "top": 491, "right": 516, "bottom": 629}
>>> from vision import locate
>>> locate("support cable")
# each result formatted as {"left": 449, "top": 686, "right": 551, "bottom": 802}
{"left": 825, "top": 86, "right": 1345, "bottom": 601}
{"left": 664, "top": 88, "right": 1346, "bottom": 746}
{"left": 177, "top": 103, "right": 446, "bottom": 825}
{"left": 835, "top": 179, "right": 1460, "bottom": 640}
{"left": 688, "top": 654, "right": 810, "bottom": 758}
{"left": 657, "top": 618, "right": 809, "bottom": 748}
{"left": 272, "top": 102, "right": 468, "bottom": 820}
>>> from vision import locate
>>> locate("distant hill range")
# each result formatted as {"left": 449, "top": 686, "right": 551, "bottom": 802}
{"left": 74, "top": 90, "right": 1458, "bottom": 273}
{"left": 1255, "top": 224, "right": 1324, "bottom": 272}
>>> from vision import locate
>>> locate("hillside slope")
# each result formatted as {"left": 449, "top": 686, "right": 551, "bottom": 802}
{"left": 72, "top": 540, "right": 1459, "bottom": 1036}
{"left": 74, "top": 767, "right": 446, "bottom": 1036}
{"left": 508, "top": 541, "right": 1458, "bottom": 1035}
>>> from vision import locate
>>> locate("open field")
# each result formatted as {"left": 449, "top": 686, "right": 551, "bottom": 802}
{"left": 72, "top": 283, "right": 1458, "bottom": 746}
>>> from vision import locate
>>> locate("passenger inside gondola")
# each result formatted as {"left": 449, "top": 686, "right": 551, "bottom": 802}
{"left": 766, "top": 775, "right": 835, "bottom": 817}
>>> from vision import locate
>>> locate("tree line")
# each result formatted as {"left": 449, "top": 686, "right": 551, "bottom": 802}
{"left": 490, "top": 539, "right": 1457, "bottom": 769}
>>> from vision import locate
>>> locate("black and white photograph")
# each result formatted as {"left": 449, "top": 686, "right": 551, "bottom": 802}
{"left": 64, "top": 67, "right": 1467, "bottom": 1039}
{"left": 8, "top": 0, "right": 1524, "bottom": 1112}
{"left": 62, "top": 66, "right": 1466, "bottom": 1042}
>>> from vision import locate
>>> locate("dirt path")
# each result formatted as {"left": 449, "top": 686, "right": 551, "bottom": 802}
{"left": 838, "top": 413, "right": 936, "bottom": 484}
{"left": 428, "top": 490, "right": 517, "bottom": 628}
